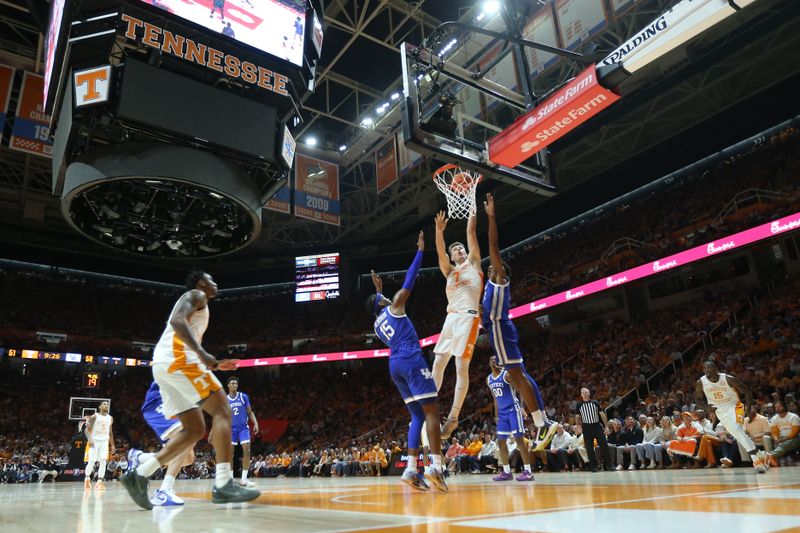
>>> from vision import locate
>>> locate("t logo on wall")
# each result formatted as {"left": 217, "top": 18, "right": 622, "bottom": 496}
{"left": 73, "top": 65, "right": 111, "bottom": 107}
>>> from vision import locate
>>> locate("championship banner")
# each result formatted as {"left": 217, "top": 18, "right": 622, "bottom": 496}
{"left": 555, "top": 0, "right": 607, "bottom": 50}
{"left": 9, "top": 72, "right": 53, "bottom": 157}
{"left": 294, "top": 153, "right": 340, "bottom": 226}
{"left": 375, "top": 137, "right": 399, "bottom": 193}
{"left": 0, "top": 64, "right": 14, "bottom": 130}
{"left": 265, "top": 183, "right": 291, "bottom": 214}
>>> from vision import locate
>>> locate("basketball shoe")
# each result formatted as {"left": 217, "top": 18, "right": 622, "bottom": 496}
{"left": 211, "top": 479, "right": 260, "bottom": 504}
{"left": 400, "top": 470, "right": 429, "bottom": 491}
{"left": 151, "top": 488, "right": 184, "bottom": 506}
{"left": 424, "top": 467, "right": 449, "bottom": 492}
{"left": 492, "top": 471, "right": 512, "bottom": 481}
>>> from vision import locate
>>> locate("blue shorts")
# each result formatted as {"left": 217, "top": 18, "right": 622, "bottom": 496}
{"left": 232, "top": 425, "right": 250, "bottom": 445}
{"left": 487, "top": 320, "right": 523, "bottom": 367}
{"left": 143, "top": 405, "right": 182, "bottom": 443}
{"left": 389, "top": 354, "right": 437, "bottom": 405}
{"left": 497, "top": 407, "right": 525, "bottom": 437}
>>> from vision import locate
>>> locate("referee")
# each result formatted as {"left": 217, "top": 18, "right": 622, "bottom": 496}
{"left": 575, "top": 387, "right": 612, "bottom": 472}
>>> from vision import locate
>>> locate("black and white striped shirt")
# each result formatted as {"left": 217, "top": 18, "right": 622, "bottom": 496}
{"left": 577, "top": 400, "right": 601, "bottom": 424}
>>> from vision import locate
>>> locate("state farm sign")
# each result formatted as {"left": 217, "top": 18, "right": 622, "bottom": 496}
{"left": 488, "top": 65, "right": 619, "bottom": 168}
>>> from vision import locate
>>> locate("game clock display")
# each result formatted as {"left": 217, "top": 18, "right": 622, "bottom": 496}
{"left": 83, "top": 372, "right": 100, "bottom": 389}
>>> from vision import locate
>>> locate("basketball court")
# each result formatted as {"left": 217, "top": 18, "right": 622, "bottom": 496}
{"left": 2, "top": 470, "right": 800, "bottom": 532}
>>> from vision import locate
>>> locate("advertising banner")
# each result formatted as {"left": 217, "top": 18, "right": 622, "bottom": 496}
{"left": 375, "top": 137, "right": 399, "bottom": 193}
{"left": 10, "top": 72, "right": 53, "bottom": 157}
{"left": 488, "top": 65, "right": 619, "bottom": 168}
{"left": 294, "top": 153, "right": 340, "bottom": 226}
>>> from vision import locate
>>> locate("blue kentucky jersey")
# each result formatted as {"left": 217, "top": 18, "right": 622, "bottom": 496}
{"left": 487, "top": 370, "right": 520, "bottom": 413}
{"left": 142, "top": 382, "right": 163, "bottom": 416}
{"left": 228, "top": 392, "right": 250, "bottom": 427}
{"left": 374, "top": 308, "right": 421, "bottom": 359}
{"left": 482, "top": 280, "right": 512, "bottom": 329}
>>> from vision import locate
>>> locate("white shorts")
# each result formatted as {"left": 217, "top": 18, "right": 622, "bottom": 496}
{"left": 86, "top": 440, "right": 109, "bottom": 463}
{"left": 434, "top": 312, "right": 480, "bottom": 360}
{"left": 152, "top": 345, "right": 222, "bottom": 418}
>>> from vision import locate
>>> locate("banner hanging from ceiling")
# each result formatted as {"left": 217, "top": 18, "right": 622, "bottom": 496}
{"left": 9, "top": 72, "right": 54, "bottom": 157}
{"left": 375, "top": 137, "right": 399, "bottom": 193}
{"left": 294, "top": 153, "right": 340, "bottom": 226}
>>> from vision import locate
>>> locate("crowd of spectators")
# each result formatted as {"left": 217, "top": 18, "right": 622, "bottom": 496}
{"left": 1, "top": 130, "right": 799, "bottom": 482}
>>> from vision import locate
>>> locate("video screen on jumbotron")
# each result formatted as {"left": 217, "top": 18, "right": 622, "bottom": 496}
{"left": 136, "top": 0, "right": 307, "bottom": 67}
{"left": 43, "top": 0, "right": 67, "bottom": 105}
{"left": 295, "top": 252, "right": 340, "bottom": 302}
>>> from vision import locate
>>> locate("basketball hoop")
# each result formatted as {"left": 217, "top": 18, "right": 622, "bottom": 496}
{"left": 432, "top": 164, "right": 482, "bottom": 219}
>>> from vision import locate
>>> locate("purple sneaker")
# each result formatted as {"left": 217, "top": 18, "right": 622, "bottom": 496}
{"left": 493, "top": 471, "right": 513, "bottom": 481}
{"left": 516, "top": 470, "right": 534, "bottom": 482}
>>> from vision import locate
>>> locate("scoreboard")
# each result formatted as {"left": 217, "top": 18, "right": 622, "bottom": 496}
{"left": 295, "top": 252, "right": 340, "bottom": 302}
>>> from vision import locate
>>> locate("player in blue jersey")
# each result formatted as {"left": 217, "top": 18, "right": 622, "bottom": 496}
{"left": 226, "top": 377, "right": 259, "bottom": 487}
{"left": 126, "top": 382, "right": 197, "bottom": 506}
{"left": 483, "top": 194, "right": 554, "bottom": 440}
{"left": 487, "top": 356, "right": 534, "bottom": 481}
{"left": 366, "top": 230, "right": 448, "bottom": 492}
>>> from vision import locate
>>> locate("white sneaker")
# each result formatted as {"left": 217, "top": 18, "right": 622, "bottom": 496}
{"left": 628, "top": 464, "right": 636, "bottom": 471}
{"left": 615, "top": 465, "right": 623, "bottom": 471}
{"left": 647, "top": 463, "right": 656, "bottom": 470}
{"left": 238, "top": 479, "right": 255, "bottom": 487}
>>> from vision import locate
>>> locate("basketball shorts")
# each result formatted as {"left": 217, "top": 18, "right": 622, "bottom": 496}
{"left": 143, "top": 403, "right": 183, "bottom": 443}
{"left": 232, "top": 425, "right": 251, "bottom": 445}
{"left": 434, "top": 312, "right": 480, "bottom": 360}
{"left": 496, "top": 407, "right": 525, "bottom": 438}
{"left": 487, "top": 319, "right": 523, "bottom": 367}
{"left": 389, "top": 354, "right": 437, "bottom": 405}
{"left": 152, "top": 344, "right": 222, "bottom": 418}
{"left": 86, "top": 439, "right": 109, "bottom": 463}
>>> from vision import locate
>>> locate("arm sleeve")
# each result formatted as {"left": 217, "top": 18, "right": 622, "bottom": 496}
{"left": 402, "top": 251, "right": 424, "bottom": 291}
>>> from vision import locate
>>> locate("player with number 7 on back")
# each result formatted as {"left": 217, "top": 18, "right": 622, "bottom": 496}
{"left": 366, "top": 231, "right": 448, "bottom": 492}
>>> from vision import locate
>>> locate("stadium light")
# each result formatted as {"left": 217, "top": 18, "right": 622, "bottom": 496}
{"left": 482, "top": 0, "right": 500, "bottom": 15}
{"left": 339, "top": 145, "right": 347, "bottom": 152}
{"left": 361, "top": 117, "right": 374, "bottom": 127}
{"left": 306, "top": 137, "right": 318, "bottom": 147}
{"left": 390, "top": 92, "right": 400, "bottom": 100}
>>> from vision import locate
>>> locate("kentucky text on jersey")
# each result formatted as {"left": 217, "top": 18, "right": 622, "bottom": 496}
{"left": 228, "top": 392, "right": 251, "bottom": 427}
{"left": 487, "top": 370, "right": 520, "bottom": 413}
{"left": 374, "top": 308, "right": 421, "bottom": 358}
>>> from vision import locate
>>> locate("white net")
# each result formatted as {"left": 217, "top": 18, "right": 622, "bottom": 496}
{"left": 432, "top": 164, "right": 482, "bottom": 219}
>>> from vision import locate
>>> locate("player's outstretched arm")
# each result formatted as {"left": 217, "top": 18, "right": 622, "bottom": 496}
{"left": 483, "top": 193, "right": 505, "bottom": 283}
{"left": 435, "top": 211, "right": 453, "bottom": 277}
{"left": 694, "top": 380, "right": 712, "bottom": 413}
{"left": 466, "top": 212, "right": 481, "bottom": 266}
{"left": 391, "top": 231, "right": 424, "bottom": 313}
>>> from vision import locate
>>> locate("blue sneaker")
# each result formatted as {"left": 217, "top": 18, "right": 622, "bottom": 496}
{"left": 151, "top": 488, "right": 184, "bottom": 506}
{"left": 400, "top": 470, "right": 429, "bottom": 491}
{"left": 127, "top": 448, "right": 142, "bottom": 473}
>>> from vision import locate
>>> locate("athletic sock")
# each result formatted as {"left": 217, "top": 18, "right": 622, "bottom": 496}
{"left": 532, "top": 411, "right": 545, "bottom": 427}
{"left": 215, "top": 463, "right": 232, "bottom": 488}
{"left": 524, "top": 463, "right": 532, "bottom": 473}
{"left": 404, "top": 466, "right": 418, "bottom": 476}
{"left": 241, "top": 470, "right": 248, "bottom": 481}
{"left": 431, "top": 455, "right": 443, "bottom": 471}
{"left": 136, "top": 456, "right": 162, "bottom": 478}
{"left": 162, "top": 475, "right": 176, "bottom": 493}
{"left": 502, "top": 464, "right": 510, "bottom": 474}
{"left": 139, "top": 453, "right": 155, "bottom": 465}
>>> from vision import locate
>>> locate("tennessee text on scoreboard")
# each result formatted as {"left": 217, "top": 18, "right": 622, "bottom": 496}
{"left": 294, "top": 154, "right": 340, "bottom": 226}
{"left": 9, "top": 72, "right": 53, "bottom": 157}
{"left": 0, "top": 65, "right": 13, "bottom": 130}
{"left": 375, "top": 137, "right": 398, "bottom": 193}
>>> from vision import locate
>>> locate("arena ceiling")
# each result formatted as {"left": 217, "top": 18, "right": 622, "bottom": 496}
{"left": 1, "top": 0, "right": 800, "bottom": 284}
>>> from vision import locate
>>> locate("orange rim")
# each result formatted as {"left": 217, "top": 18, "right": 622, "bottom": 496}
{"left": 431, "top": 164, "right": 482, "bottom": 183}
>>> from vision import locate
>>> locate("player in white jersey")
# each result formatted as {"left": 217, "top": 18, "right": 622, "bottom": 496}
{"left": 694, "top": 358, "right": 767, "bottom": 473}
{"left": 121, "top": 271, "right": 260, "bottom": 510}
{"left": 84, "top": 401, "right": 114, "bottom": 489}
{"left": 433, "top": 210, "right": 483, "bottom": 439}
